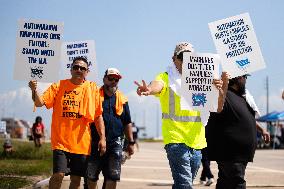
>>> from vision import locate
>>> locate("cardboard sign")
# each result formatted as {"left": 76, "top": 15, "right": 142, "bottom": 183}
{"left": 181, "top": 52, "right": 220, "bottom": 112}
{"left": 14, "top": 19, "right": 64, "bottom": 82}
{"left": 209, "top": 13, "right": 265, "bottom": 78}
{"left": 61, "top": 40, "right": 97, "bottom": 81}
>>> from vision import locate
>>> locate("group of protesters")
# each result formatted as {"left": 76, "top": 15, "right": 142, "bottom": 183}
{"left": 29, "top": 57, "right": 136, "bottom": 189}
{"left": 29, "top": 42, "right": 271, "bottom": 189}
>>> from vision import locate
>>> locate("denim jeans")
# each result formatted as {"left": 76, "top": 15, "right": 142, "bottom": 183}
{"left": 165, "top": 143, "right": 202, "bottom": 189}
{"left": 88, "top": 137, "right": 123, "bottom": 181}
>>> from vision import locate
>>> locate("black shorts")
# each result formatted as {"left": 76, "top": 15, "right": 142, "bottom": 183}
{"left": 53, "top": 149, "right": 89, "bottom": 177}
{"left": 87, "top": 138, "right": 123, "bottom": 181}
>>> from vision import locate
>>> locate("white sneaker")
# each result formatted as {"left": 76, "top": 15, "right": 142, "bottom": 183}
{"left": 205, "top": 178, "right": 214, "bottom": 186}
{"left": 199, "top": 180, "right": 206, "bottom": 185}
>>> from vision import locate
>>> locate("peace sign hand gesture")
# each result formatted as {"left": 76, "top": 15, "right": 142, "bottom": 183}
{"left": 134, "top": 80, "right": 151, "bottom": 96}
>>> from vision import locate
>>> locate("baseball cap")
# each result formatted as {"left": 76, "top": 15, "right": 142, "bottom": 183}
{"left": 105, "top": 68, "right": 122, "bottom": 79}
{"left": 174, "top": 42, "right": 194, "bottom": 55}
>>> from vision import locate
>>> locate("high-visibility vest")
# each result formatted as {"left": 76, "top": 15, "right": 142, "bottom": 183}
{"left": 99, "top": 87, "right": 128, "bottom": 116}
{"left": 155, "top": 72, "right": 206, "bottom": 149}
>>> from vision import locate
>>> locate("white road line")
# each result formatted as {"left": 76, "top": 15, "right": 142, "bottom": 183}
{"left": 247, "top": 165, "right": 284, "bottom": 174}
{"left": 127, "top": 159, "right": 168, "bottom": 163}
{"left": 122, "top": 165, "right": 170, "bottom": 170}
{"left": 139, "top": 149, "right": 166, "bottom": 154}
{"left": 262, "top": 155, "right": 284, "bottom": 159}
{"left": 122, "top": 164, "right": 284, "bottom": 174}
{"left": 120, "top": 177, "right": 173, "bottom": 184}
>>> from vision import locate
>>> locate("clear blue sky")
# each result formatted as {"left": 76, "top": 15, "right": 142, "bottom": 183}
{"left": 0, "top": 0, "right": 283, "bottom": 138}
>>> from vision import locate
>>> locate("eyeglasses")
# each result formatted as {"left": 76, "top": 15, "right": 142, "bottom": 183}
{"left": 107, "top": 76, "right": 119, "bottom": 82}
{"left": 72, "top": 65, "right": 88, "bottom": 72}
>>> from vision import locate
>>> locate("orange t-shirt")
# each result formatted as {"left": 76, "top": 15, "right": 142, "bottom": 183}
{"left": 42, "top": 79, "right": 102, "bottom": 155}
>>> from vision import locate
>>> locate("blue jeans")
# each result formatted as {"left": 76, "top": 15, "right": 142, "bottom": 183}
{"left": 165, "top": 143, "right": 202, "bottom": 189}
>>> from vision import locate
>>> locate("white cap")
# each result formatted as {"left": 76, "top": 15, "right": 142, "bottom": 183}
{"left": 174, "top": 42, "right": 194, "bottom": 55}
{"left": 105, "top": 68, "right": 122, "bottom": 78}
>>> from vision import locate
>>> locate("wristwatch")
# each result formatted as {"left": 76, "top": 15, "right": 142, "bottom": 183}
{"left": 128, "top": 141, "right": 136, "bottom": 145}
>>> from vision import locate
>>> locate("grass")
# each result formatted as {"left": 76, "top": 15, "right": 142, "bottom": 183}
{"left": 141, "top": 138, "right": 163, "bottom": 142}
{"left": 0, "top": 176, "right": 32, "bottom": 189}
{"left": 0, "top": 139, "right": 52, "bottom": 188}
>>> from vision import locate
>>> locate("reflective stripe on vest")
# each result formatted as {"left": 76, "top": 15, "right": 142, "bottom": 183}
{"left": 162, "top": 88, "right": 201, "bottom": 122}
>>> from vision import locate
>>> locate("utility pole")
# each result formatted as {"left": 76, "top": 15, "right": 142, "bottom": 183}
{"left": 143, "top": 109, "right": 146, "bottom": 128}
{"left": 156, "top": 103, "right": 159, "bottom": 138}
{"left": 142, "top": 109, "right": 147, "bottom": 138}
{"left": 266, "top": 76, "right": 269, "bottom": 115}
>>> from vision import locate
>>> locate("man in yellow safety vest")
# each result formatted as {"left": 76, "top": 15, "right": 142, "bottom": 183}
{"left": 135, "top": 42, "right": 229, "bottom": 189}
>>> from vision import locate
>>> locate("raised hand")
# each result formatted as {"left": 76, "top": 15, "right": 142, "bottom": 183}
{"left": 213, "top": 72, "right": 230, "bottom": 95}
{"left": 28, "top": 80, "right": 37, "bottom": 91}
{"left": 134, "top": 80, "right": 151, "bottom": 96}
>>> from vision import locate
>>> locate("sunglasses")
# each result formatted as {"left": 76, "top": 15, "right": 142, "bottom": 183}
{"left": 107, "top": 76, "right": 119, "bottom": 82}
{"left": 72, "top": 65, "right": 88, "bottom": 72}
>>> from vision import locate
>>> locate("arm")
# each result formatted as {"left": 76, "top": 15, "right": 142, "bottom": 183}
{"left": 134, "top": 80, "right": 164, "bottom": 96}
{"left": 42, "top": 125, "right": 45, "bottom": 138}
{"left": 214, "top": 72, "right": 230, "bottom": 113}
{"left": 94, "top": 115, "right": 106, "bottom": 156}
{"left": 256, "top": 121, "right": 270, "bottom": 144}
{"left": 28, "top": 80, "right": 45, "bottom": 107}
{"left": 124, "top": 122, "right": 135, "bottom": 156}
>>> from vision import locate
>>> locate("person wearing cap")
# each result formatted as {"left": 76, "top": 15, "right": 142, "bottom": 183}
{"left": 87, "top": 68, "right": 135, "bottom": 189}
{"left": 134, "top": 42, "right": 229, "bottom": 189}
{"left": 28, "top": 57, "right": 106, "bottom": 189}
{"left": 206, "top": 75, "right": 270, "bottom": 189}
{"left": 2, "top": 139, "right": 14, "bottom": 155}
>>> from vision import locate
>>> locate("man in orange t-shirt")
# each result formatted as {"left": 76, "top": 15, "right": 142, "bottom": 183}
{"left": 29, "top": 57, "right": 106, "bottom": 189}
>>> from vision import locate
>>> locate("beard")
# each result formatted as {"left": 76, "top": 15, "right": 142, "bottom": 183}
{"left": 236, "top": 80, "right": 246, "bottom": 95}
{"left": 104, "top": 84, "right": 118, "bottom": 94}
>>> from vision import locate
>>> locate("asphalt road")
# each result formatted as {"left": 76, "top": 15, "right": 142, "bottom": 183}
{"left": 58, "top": 141, "right": 284, "bottom": 189}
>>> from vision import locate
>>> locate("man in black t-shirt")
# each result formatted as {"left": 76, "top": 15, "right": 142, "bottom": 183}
{"left": 206, "top": 75, "right": 256, "bottom": 189}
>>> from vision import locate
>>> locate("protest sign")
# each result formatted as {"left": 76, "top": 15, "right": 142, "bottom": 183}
{"left": 61, "top": 40, "right": 97, "bottom": 81}
{"left": 209, "top": 13, "right": 265, "bottom": 78}
{"left": 181, "top": 52, "right": 220, "bottom": 112}
{"left": 14, "top": 19, "right": 63, "bottom": 82}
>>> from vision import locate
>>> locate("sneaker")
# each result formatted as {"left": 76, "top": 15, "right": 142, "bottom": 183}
{"left": 199, "top": 180, "right": 206, "bottom": 185}
{"left": 205, "top": 178, "right": 214, "bottom": 186}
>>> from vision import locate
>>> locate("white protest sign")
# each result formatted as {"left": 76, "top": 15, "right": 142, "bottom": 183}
{"left": 209, "top": 13, "right": 265, "bottom": 78}
{"left": 0, "top": 121, "right": 7, "bottom": 133}
{"left": 14, "top": 19, "right": 64, "bottom": 82}
{"left": 181, "top": 52, "right": 220, "bottom": 113}
{"left": 61, "top": 40, "right": 97, "bottom": 81}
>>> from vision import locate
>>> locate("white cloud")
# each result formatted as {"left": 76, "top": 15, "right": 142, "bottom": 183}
{"left": 0, "top": 83, "right": 52, "bottom": 136}
{"left": 256, "top": 88, "right": 284, "bottom": 116}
